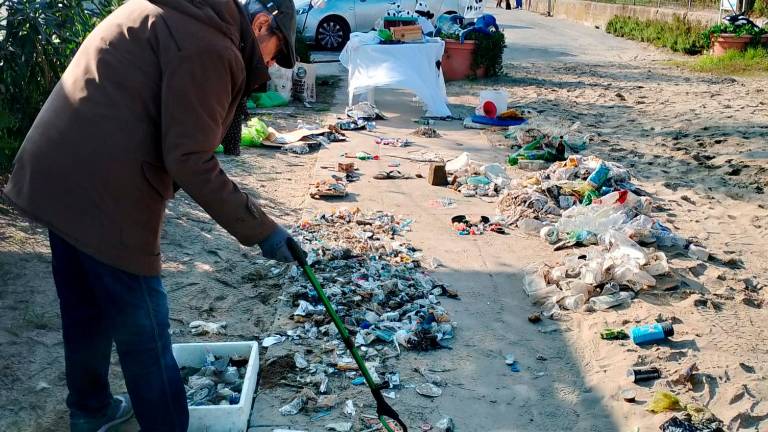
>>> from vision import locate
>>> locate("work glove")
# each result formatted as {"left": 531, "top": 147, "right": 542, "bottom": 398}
{"left": 258, "top": 225, "right": 304, "bottom": 263}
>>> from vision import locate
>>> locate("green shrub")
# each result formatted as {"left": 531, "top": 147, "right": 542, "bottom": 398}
{"left": 0, "top": 0, "right": 120, "bottom": 173}
{"left": 691, "top": 46, "right": 768, "bottom": 74}
{"left": 441, "top": 30, "right": 507, "bottom": 78}
{"left": 470, "top": 31, "right": 506, "bottom": 78}
{"left": 606, "top": 15, "right": 708, "bottom": 55}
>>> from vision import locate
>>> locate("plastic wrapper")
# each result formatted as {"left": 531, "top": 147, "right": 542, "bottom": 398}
{"left": 189, "top": 320, "right": 227, "bottom": 336}
{"left": 279, "top": 395, "right": 306, "bottom": 416}
{"left": 293, "top": 300, "right": 325, "bottom": 316}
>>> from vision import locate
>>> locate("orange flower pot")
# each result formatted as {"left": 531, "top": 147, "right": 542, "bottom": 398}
{"left": 441, "top": 40, "right": 486, "bottom": 81}
{"left": 711, "top": 34, "right": 752, "bottom": 56}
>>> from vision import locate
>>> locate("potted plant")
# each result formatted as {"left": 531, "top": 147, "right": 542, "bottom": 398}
{"left": 702, "top": 21, "right": 768, "bottom": 56}
{"left": 440, "top": 30, "right": 506, "bottom": 81}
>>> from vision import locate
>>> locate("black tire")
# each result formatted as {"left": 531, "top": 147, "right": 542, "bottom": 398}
{"left": 315, "top": 16, "right": 350, "bottom": 51}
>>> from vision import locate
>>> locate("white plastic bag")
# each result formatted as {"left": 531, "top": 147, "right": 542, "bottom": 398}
{"left": 268, "top": 64, "right": 293, "bottom": 101}
{"left": 445, "top": 152, "right": 471, "bottom": 173}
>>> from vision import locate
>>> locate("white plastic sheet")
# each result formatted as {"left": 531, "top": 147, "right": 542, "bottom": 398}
{"left": 340, "top": 32, "right": 451, "bottom": 117}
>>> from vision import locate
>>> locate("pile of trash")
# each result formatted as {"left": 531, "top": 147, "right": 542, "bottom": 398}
{"left": 442, "top": 152, "right": 511, "bottom": 199}
{"left": 523, "top": 228, "right": 676, "bottom": 316}
{"left": 498, "top": 153, "right": 701, "bottom": 315}
{"left": 505, "top": 118, "right": 595, "bottom": 156}
{"left": 272, "top": 208, "right": 457, "bottom": 416}
{"left": 337, "top": 102, "right": 387, "bottom": 131}
{"left": 180, "top": 352, "right": 249, "bottom": 406}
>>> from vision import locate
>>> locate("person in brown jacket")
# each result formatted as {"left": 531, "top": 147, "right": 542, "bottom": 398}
{"left": 2, "top": 0, "right": 299, "bottom": 430}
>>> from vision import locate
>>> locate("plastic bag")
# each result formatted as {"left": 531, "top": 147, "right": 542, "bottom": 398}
{"left": 268, "top": 64, "right": 293, "bottom": 100}
{"left": 647, "top": 391, "right": 684, "bottom": 414}
{"left": 482, "top": 163, "right": 510, "bottom": 187}
{"left": 580, "top": 254, "right": 607, "bottom": 285}
{"left": 445, "top": 152, "right": 471, "bottom": 173}
{"left": 601, "top": 230, "right": 647, "bottom": 265}
{"left": 251, "top": 91, "right": 289, "bottom": 108}
{"left": 644, "top": 252, "right": 669, "bottom": 276}
{"left": 241, "top": 118, "right": 269, "bottom": 147}
{"left": 623, "top": 215, "right": 656, "bottom": 243}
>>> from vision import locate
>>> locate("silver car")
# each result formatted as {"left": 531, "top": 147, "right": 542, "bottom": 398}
{"left": 296, "top": 0, "right": 487, "bottom": 50}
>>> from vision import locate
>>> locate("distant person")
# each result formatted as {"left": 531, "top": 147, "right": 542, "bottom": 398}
{"left": 515, "top": 0, "right": 523, "bottom": 8}
{"left": 496, "top": 0, "right": 512, "bottom": 9}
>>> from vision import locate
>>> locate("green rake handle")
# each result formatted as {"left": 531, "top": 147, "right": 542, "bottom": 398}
{"left": 287, "top": 238, "right": 407, "bottom": 432}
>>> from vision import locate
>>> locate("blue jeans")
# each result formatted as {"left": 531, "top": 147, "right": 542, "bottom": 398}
{"left": 50, "top": 230, "right": 189, "bottom": 431}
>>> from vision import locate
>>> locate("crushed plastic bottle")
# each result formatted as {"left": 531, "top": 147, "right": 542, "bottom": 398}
{"left": 588, "top": 291, "right": 634, "bottom": 311}
{"left": 523, "top": 268, "right": 560, "bottom": 303}
{"left": 562, "top": 294, "right": 585, "bottom": 310}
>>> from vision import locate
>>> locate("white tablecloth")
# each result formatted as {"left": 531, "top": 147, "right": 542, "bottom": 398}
{"left": 339, "top": 33, "right": 451, "bottom": 117}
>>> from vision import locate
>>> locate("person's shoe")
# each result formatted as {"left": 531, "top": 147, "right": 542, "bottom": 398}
{"left": 70, "top": 395, "right": 134, "bottom": 432}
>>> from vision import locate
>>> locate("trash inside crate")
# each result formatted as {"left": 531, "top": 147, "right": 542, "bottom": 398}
{"left": 173, "top": 341, "right": 259, "bottom": 432}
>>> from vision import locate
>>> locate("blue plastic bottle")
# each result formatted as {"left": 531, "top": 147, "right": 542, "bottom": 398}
{"left": 630, "top": 322, "right": 674, "bottom": 345}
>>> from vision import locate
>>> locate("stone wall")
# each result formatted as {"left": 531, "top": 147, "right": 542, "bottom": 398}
{"left": 526, "top": 0, "right": 720, "bottom": 28}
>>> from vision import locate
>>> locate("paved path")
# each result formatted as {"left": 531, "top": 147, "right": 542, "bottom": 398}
{"left": 492, "top": 7, "right": 661, "bottom": 63}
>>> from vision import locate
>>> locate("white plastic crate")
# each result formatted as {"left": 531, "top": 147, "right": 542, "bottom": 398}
{"left": 172, "top": 341, "right": 259, "bottom": 432}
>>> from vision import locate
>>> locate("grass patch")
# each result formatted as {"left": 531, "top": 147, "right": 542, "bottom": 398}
{"left": 754, "top": 0, "right": 768, "bottom": 18}
{"left": 606, "top": 15, "right": 708, "bottom": 55}
{"left": 688, "top": 46, "right": 768, "bottom": 75}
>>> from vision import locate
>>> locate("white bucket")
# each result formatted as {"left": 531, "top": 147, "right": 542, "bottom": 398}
{"left": 476, "top": 90, "right": 509, "bottom": 117}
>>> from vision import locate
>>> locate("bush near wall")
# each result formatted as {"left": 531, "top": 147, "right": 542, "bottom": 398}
{"left": 606, "top": 15, "right": 708, "bottom": 54}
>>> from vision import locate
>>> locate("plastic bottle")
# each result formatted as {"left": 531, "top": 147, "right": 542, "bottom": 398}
{"left": 507, "top": 140, "right": 541, "bottom": 166}
{"left": 586, "top": 161, "right": 610, "bottom": 189}
{"left": 629, "top": 322, "right": 674, "bottom": 345}
{"left": 562, "top": 294, "right": 585, "bottom": 310}
{"left": 588, "top": 291, "right": 633, "bottom": 311}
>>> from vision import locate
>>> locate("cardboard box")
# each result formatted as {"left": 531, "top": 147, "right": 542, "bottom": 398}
{"left": 391, "top": 25, "right": 423, "bottom": 42}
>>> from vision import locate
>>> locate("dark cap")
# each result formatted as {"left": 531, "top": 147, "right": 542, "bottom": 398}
{"left": 241, "top": 0, "right": 297, "bottom": 69}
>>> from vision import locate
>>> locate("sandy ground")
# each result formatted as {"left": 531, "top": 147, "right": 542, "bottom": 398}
{"left": 1, "top": 8, "right": 767, "bottom": 432}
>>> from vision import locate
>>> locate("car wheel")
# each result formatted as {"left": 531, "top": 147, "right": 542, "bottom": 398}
{"left": 316, "top": 16, "right": 349, "bottom": 51}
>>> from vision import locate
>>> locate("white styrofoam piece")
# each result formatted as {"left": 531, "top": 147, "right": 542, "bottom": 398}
{"left": 172, "top": 341, "right": 259, "bottom": 432}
